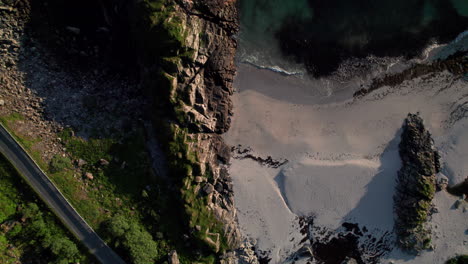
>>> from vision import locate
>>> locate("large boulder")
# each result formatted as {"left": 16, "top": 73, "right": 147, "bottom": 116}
{"left": 394, "top": 113, "right": 438, "bottom": 253}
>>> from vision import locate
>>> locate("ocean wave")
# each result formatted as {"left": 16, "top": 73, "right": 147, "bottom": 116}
{"left": 241, "top": 61, "right": 305, "bottom": 76}
{"left": 454, "top": 29, "right": 468, "bottom": 42}
{"left": 432, "top": 29, "right": 468, "bottom": 60}
{"left": 237, "top": 29, "right": 468, "bottom": 79}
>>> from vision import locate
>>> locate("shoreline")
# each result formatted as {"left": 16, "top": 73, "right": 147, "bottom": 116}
{"left": 226, "top": 53, "right": 468, "bottom": 262}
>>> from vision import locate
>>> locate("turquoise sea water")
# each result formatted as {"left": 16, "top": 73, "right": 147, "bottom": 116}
{"left": 239, "top": 0, "right": 468, "bottom": 76}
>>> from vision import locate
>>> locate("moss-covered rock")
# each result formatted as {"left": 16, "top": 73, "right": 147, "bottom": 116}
{"left": 394, "top": 113, "right": 438, "bottom": 253}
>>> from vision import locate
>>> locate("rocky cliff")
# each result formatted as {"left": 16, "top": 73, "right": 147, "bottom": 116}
{"left": 394, "top": 113, "right": 439, "bottom": 253}
{"left": 132, "top": 0, "right": 243, "bottom": 257}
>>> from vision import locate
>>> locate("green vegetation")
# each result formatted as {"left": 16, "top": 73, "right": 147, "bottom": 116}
{"left": 103, "top": 215, "right": 158, "bottom": 264}
{"left": 49, "top": 154, "right": 72, "bottom": 173}
{"left": 0, "top": 152, "right": 88, "bottom": 263}
{"left": 0, "top": 113, "right": 167, "bottom": 262}
{"left": 135, "top": 0, "right": 189, "bottom": 65}
{"left": 0, "top": 112, "right": 223, "bottom": 263}
{"left": 447, "top": 255, "right": 468, "bottom": 264}
{"left": 417, "top": 175, "right": 436, "bottom": 200}
{"left": 55, "top": 127, "right": 153, "bottom": 227}
{"left": 0, "top": 113, "right": 43, "bottom": 164}
{"left": 3, "top": 0, "right": 230, "bottom": 261}
{"left": 167, "top": 127, "right": 229, "bottom": 254}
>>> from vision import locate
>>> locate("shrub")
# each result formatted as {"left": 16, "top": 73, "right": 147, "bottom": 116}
{"left": 49, "top": 155, "right": 71, "bottom": 173}
{"left": 105, "top": 215, "right": 158, "bottom": 264}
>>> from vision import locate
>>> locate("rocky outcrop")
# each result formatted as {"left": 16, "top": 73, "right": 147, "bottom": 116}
{"left": 133, "top": 0, "right": 246, "bottom": 257}
{"left": 354, "top": 51, "right": 467, "bottom": 98}
{"left": 220, "top": 241, "right": 259, "bottom": 264}
{"left": 394, "top": 113, "right": 439, "bottom": 253}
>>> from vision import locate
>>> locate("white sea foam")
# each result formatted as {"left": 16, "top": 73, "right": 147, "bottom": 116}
{"left": 432, "top": 29, "right": 468, "bottom": 60}
{"left": 454, "top": 29, "right": 468, "bottom": 43}
{"left": 241, "top": 61, "right": 304, "bottom": 76}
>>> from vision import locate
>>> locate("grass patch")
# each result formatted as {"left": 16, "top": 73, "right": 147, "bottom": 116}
{"left": 48, "top": 154, "right": 72, "bottom": 173}
{"left": 0, "top": 113, "right": 43, "bottom": 164}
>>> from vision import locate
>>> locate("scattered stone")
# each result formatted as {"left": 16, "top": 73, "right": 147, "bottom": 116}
{"left": 220, "top": 240, "right": 259, "bottom": 264}
{"left": 168, "top": 250, "right": 180, "bottom": 264}
{"left": 99, "top": 158, "right": 109, "bottom": 166}
{"left": 0, "top": 6, "right": 13, "bottom": 12}
{"left": 436, "top": 174, "right": 449, "bottom": 191}
{"left": 76, "top": 159, "right": 87, "bottom": 167}
{"left": 215, "top": 182, "right": 224, "bottom": 192}
{"left": 194, "top": 176, "right": 203, "bottom": 183}
{"left": 202, "top": 183, "right": 214, "bottom": 194}
{"left": 84, "top": 172, "right": 93, "bottom": 180}
{"left": 0, "top": 99, "right": 4, "bottom": 106}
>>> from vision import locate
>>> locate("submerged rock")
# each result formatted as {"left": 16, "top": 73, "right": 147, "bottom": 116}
{"left": 394, "top": 113, "right": 438, "bottom": 253}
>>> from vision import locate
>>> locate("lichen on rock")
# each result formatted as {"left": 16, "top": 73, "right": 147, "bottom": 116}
{"left": 394, "top": 113, "right": 439, "bottom": 253}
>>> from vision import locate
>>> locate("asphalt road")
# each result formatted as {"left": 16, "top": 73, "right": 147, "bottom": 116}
{"left": 0, "top": 124, "right": 126, "bottom": 264}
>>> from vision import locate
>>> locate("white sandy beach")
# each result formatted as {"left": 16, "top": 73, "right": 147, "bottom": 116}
{"left": 224, "top": 63, "right": 468, "bottom": 263}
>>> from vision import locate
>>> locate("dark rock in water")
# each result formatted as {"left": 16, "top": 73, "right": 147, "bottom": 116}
{"left": 354, "top": 52, "right": 468, "bottom": 98}
{"left": 394, "top": 113, "right": 438, "bottom": 253}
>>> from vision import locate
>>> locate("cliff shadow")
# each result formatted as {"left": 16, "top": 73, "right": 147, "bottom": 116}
{"left": 16, "top": 0, "right": 144, "bottom": 139}
{"left": 1, "top": 0, "right": 156, "bottom": 200}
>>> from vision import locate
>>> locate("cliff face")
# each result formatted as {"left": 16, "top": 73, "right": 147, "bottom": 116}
{"left": 172, "top": 0, "right": 238, "bottom": 134}
{"left": 394, "top": 114, "right": 439, "bottom": 253}
{"left": 133, "top": 0, "right": 241, "bottom": 256}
